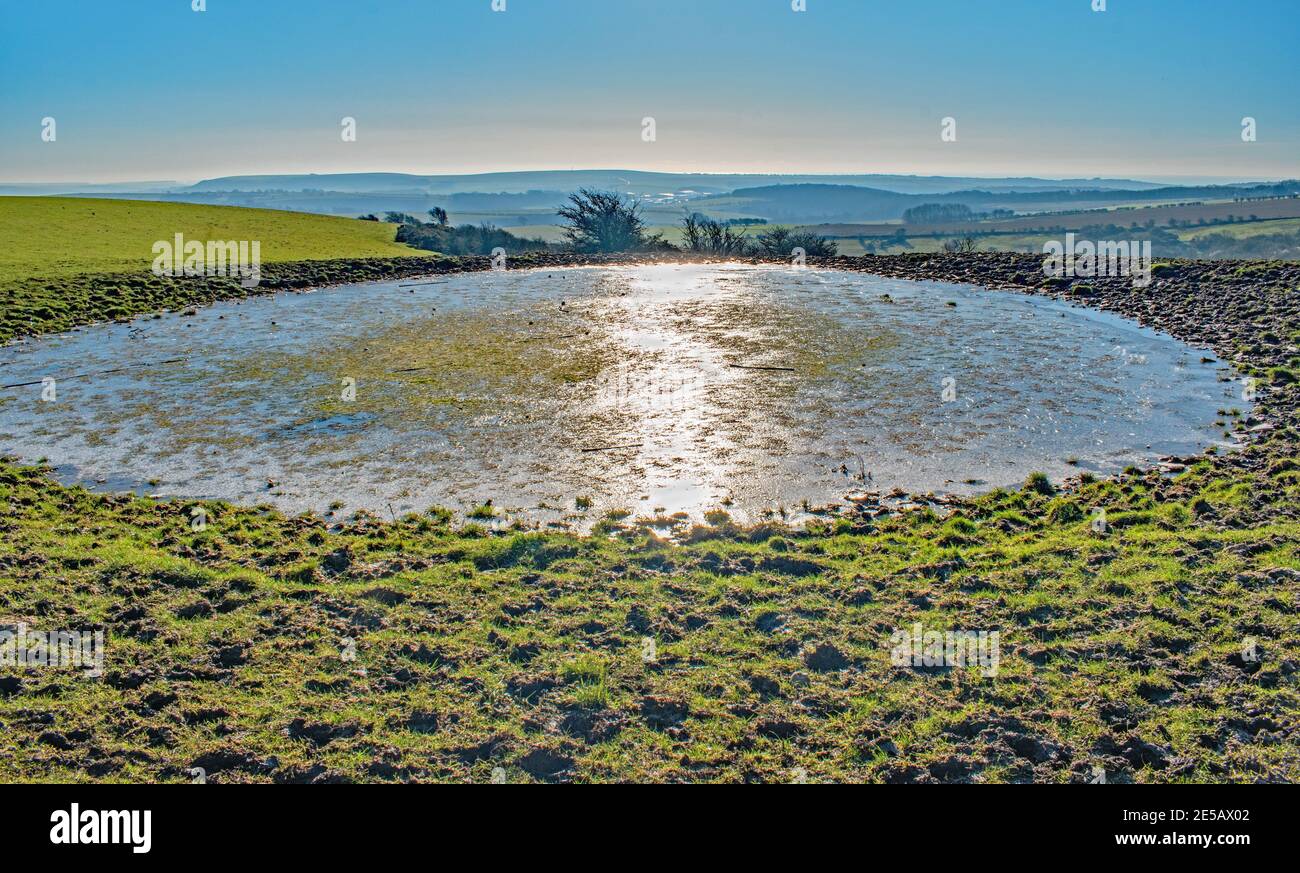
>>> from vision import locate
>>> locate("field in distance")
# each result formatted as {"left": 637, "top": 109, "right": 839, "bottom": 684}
{"left": 0, "top": 196, "right": 422, "bottom": 281}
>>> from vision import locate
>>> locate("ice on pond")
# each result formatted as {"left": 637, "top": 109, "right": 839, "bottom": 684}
{"left": 0, "top": 264, "right": 1242, "bottom": 525}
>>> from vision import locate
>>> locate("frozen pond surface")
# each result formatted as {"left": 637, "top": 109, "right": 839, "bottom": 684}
{"left": 0, "top": 264, "right": 1242, "bottom": 525}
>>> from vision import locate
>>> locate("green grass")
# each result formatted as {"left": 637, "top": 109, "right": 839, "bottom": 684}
{"left": 0, "top": 196, "right": 454, "bottom": 344}
{"left": 0, "top": 196, "right": 420, "bottom": 281}
{"left": 1, "top": 456, "right": 1295, "bottom": 783}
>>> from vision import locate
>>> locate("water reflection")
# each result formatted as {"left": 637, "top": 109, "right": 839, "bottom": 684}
{"left": 0, "top": 264, "right": 1240, "bottom": 525}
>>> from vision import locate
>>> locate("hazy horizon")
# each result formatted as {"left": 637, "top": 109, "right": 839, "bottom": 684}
{"left": 3, "top": 0, "right": 1297, "bottom": 184}
{"left": 3, "top": 170, "right": 1296, "bottom": 191}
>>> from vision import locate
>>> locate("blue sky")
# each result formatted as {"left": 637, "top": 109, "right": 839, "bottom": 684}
{"left": 1, "top": 0, "right": 1297, "bottom": 182}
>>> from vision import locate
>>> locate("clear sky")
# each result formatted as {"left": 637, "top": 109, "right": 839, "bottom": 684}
{"left": 1, "top": 0, "right": 1297, "bottom": 183}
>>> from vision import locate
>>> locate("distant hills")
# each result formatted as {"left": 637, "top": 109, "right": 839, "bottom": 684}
{"left": 176, "top": 170, "right": 1168, "bottom": 197}
{"left": 0, "top": 181, "right": 181, "bottom": 196}
{"left": 696, "top": 180, "right": 1300, "bottom": 223}
{"left": 2, "top": 170, "right": 1295, "bottom": 229}
{"left": 3, "top": 170, "right": 1170, "bottom": 202}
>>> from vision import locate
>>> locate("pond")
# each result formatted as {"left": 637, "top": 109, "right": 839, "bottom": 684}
{"left": 0, "top": 264, "right": 1243, "bottom": 526}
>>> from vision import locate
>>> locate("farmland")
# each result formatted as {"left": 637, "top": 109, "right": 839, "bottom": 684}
{"left": 0, "top": 197, "right": 420, "bottom": 282}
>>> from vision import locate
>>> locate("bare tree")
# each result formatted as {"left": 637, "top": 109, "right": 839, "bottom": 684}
{"left": 942, "top": 235, "right": 978, "bottom": 253}
{"left": 557, "top": 189, "right": 653, "bottom": 253}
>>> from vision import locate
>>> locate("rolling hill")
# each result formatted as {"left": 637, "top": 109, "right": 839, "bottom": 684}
{"left": 694, "top": 181, "right": 1300, "bottom": 224}
{"left": 0, "top": 196, "right": 420, "bottom": 281}
{"left": 178, "top": 170, "right": 1167, "bottom": 197}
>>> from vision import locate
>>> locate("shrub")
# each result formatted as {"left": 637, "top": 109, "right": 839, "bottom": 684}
{"left": 557, "top": 189, "right": 662, "bottom": 253}
{"left": 680, "top": 213, "right": 751, "bottom": 255}
{"left": 396, "top": 222, "right": 549, "bottom": 256}
{"left": 754, "top": 226, "right": 837, "bottom": 257}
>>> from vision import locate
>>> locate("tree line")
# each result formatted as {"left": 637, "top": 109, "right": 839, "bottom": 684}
{"left": 366, "top": 189, "right": 835, "bottom": 257}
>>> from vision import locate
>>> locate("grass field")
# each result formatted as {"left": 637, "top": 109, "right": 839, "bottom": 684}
{"left": 0, "top": 197, "right": 420, "bottom": 281}
{"left": 504, "top": 224, "right": 568, "bottom": 243}
{"left": 828, "top": 219, "right": 1300, "bottom": 256}
{"left": 823, "top": 235, "right": 1041, "bottom": 255}
{"left": 1175, "top": 218, "right": 1300, "bottom": 241}
{"left": 2, "top": 452, "right": 1296, "bottom": 783}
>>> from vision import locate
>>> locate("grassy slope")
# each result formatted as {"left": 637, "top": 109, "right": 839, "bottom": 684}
{"left": 0, "top": 197, "right": 439, "bottom": 345}
{"left": 0, "top": 196, "right": 419, "bottom": 281}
